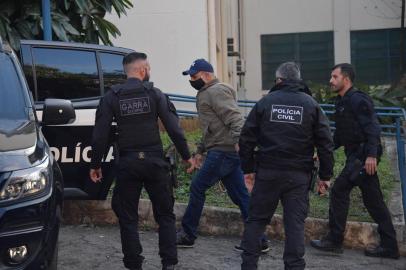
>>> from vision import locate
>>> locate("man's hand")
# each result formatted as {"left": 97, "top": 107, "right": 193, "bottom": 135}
{"left": 194, "top": 153, "right": 203, "bottom": 169}
{"left": 90, "top": 168, "right": 102, "bottom": 183}
{"left": 234, "top": 143, "right": 240, "bottom": 152}
{"left": 317, "top": 179, "right": 330, "bottom": 196}
{"left": 244, "top": 173, "right": 255, "bottom": 193}
{"left": 184, "top": 157, "right": 197, "bottom": 174}
{"left": 364, "top": 156, "right": 377, "bottom": 175}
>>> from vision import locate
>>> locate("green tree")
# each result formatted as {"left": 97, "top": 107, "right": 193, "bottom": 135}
{"left": 308, "top": 81, "right": 405, "bottom": 107}
{"left": 0, "top": 0, "right": 133, "bottom": 50}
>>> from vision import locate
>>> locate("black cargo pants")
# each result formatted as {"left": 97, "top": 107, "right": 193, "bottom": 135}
{"left": 112, "top": 151, "right": 177, "bottom": 269}
{"left": 241, "top": 168, "right": 310, "bottom": 270}
{"left": 327, "top": 153, "right": 398, "bottom": 250}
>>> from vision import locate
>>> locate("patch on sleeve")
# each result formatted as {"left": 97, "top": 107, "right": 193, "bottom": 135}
{"left": 270, "top": 104, "right": 303, "bottom": 125}
{"left": 119, "top": 97, "right": 151, "bottom": 116}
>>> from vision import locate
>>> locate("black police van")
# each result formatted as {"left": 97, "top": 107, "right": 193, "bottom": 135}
{"left": 0, "top": 39, "right": 133, "bottom": 269}
{"left": 0, "top": 39, "right": 76, "bottom": 269}
{"left": 19, "top": 40, "right": 133, "bottom": 200}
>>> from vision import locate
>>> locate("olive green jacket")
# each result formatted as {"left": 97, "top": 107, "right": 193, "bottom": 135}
{"left": 196, "top": 79, "right": 244, "bottom": 154}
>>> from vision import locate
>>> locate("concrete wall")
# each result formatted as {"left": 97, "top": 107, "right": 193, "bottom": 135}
{"left": 104, "top": 0, "right": 403, "bottom": 101}
{"left": 350, "top": 0, "right": 403, "bottom": 30}
{"left": 242, "top": 0, "right": 403, "bottom": 100}
{"left": 105, "top": 0, "right": 209, "bottom": 97}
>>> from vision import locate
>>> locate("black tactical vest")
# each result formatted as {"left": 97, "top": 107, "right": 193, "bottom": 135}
{"left": 112, "top": 82, "right": 162, "bottom": 151}
{"left": 334, "top": 89, "right": 366, "bottom": 146}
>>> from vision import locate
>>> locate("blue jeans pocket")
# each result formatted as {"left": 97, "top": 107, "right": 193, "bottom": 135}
{"left": 203, "top": 151, "right": 224, "bottom": 170}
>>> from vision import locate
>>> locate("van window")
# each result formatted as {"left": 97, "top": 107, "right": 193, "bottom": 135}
{"left": 0, "top": 53, "right": 27, "bottom": 119}
{"left": 20, "top": 45, "right": 36, "bottom": 99}
{"left": 32, "top": 48, "right": 100, "bottom": 101}
{"left": 99, "top": 52, "right": 126, "bottom": 90}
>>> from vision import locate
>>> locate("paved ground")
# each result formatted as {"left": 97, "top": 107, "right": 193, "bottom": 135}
{"left": 59, "top": 225, "right": 406, "bottom": 270}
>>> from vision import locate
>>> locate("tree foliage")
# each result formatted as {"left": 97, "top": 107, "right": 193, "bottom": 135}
{"left": 0, "top": 0, "right": 133, "bottom": 50}
{"left": 307, "top": 81, "right": 406, "bottom": 108}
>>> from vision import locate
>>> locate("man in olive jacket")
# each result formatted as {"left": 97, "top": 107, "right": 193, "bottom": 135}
{"left": 176, "top": 59, "right": 269, "bottom": 253}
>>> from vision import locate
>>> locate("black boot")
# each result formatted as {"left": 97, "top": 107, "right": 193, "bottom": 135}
{"left": 176, "top": 230, "right": 195, "bottom": 248}
{"left": 234, "top": 238, "right": 270, "bottom": 254}
{"left": 364, "top": 245, "right": 400, "bottom": 259}
{"left": 310, "top": 238, "right": 343, "bottom": 253}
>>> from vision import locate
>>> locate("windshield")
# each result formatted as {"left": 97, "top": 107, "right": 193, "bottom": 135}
{"left": 0, "top": 53, "right": 28, "bottom": 120}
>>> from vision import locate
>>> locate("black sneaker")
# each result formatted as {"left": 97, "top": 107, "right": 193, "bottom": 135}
{"left": 364, "top": 245, "right": 400, "bottom": 259}
{"left": 176, "top": 231, "right": 194, "bottom": 248}
{"left": 261, "top": 240, "right": 270, "bottom": 253}
{"left": 234, "top": 239, "right": 270, "bottom": 253}
{"left": 310, "top": 238, "right": 343, "bottom": 253}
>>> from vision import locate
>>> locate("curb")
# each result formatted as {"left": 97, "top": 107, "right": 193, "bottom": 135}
{"left": 62, "top": 198, "right": 406, "bottom": 256}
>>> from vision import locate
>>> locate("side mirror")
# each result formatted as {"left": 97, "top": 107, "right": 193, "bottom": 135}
{"left": 42, "top": 98, "right": 76, "bottom": 125}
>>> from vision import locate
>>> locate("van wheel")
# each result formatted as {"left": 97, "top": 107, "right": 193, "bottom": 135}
{"left": 47, "top": 242, "right": 58, "bottom": 270}
{"left": 48, "top": 205, "right": 61, "bottom": 270}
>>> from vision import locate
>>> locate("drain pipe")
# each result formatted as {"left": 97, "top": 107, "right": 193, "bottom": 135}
{"left": 41, "top": 0, "right": 52, "bottom": 40}
{"left": 207, "top": 0, "right": 217, "bottom": 73}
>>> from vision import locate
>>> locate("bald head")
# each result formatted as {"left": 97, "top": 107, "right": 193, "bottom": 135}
{"left": 123, "top": 52, "right": 150, "bottom": 81}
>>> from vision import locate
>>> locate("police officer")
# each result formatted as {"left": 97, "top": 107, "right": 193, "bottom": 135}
{"left": 89, "top": 52, "right": 193, "bottom": 270}
{"left": 239, "top": 62, "right": 334, "bottom": 270}
{"left": 311, "top": 63, "right": 399, "bottom": 259}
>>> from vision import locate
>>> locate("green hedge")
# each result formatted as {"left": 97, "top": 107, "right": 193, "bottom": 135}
{"left": 162, "top": 131, "right": 396, "bottom": 222}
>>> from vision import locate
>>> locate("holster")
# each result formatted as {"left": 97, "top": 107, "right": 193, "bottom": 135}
{"left": 342, "top": 144, "right": 367, "bottom": 185}
{"left": 310, "top": 158, "right": 319, "bottom": 192}
{"left": 111, "top": 126, "right": 120, "bottom": 166}
{"left": 165, "top": 145, "right": 178, "bottom": 188}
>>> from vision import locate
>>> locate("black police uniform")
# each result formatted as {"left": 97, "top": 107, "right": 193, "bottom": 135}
{"left": 269, "top": 80, "right": 312, "bottom": 96}
{"left": 327, "top": 87, "right": 398, "bottom": 250}
{"left": 239, "top": 80, "right": 334, "bottom": 270}
{"left": 90, "top": 78, "right": 191, "bottom": 269}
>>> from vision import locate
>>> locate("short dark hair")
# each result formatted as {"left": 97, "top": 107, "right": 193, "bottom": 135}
{"left": 275, "top": 62, "right": 301, "bottom": 80}
{"left": 332, "top": 63, "right": 355, "bottom": 82}
{"left": 122, "top": 52, "right": 147, "bottom": 66}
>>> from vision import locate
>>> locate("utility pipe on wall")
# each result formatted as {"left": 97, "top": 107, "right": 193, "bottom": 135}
{"left": 42, "top": 0, "right": 52, "bottom": 41}
{"left": 207, "top": 0, "right": 217, "bottom": 73}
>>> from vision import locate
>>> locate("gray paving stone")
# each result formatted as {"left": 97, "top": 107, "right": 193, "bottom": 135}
{"left": 58, "top": 225, "right": 406, "bottom": 270}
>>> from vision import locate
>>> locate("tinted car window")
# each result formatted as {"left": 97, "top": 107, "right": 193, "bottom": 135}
{"left": 0, "top": 53, "right": 27, "bottom": 119}
{"left": 32, "top": 48, "right": 100, "bottom": 101}
{"left": 99, "top": 52, "right": 126, "bottom": 90}
{"left": 20, "top": 45, "right": 36, "bottom": 99}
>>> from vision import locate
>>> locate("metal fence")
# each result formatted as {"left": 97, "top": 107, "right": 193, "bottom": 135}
{"left": 169, "top": 93, "right": 406, "bottom": 136}
{"left": 168, "top": 93, "right": 406, "bottom": 219}
{"left": 395, "top": 118, "right": 406, "bottom": 221}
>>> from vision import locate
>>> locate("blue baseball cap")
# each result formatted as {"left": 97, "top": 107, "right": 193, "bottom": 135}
{"left": 182, "top": 59, "right": 214, "bottom": 76}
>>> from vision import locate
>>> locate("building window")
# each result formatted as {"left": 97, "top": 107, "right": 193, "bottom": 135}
{"left": 351, "top": 28, "right": 406, "bottom": 85}
{"left": 32, "top": 47, "right": 100, "bottom": 101}
{"left": 261, "top": 31, "right": 334, "bottom": 89}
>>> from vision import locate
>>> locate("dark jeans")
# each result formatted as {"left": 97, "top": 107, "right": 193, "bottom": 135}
{"left": 241, "top": 168, "right": 310, "bottom": 270}
{"left": 327, "top": 158, "right": 398, "bottom": 250}
{"left": 181, "top": 150, "right": 250, "bottom": 239}
{"left": 112, "top": 152, "right": 177, "bottom": 269}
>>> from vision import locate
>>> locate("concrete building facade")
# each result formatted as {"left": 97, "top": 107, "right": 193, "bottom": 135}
{"left": 107, "top": 0, "right": 404, "bottom": 100}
